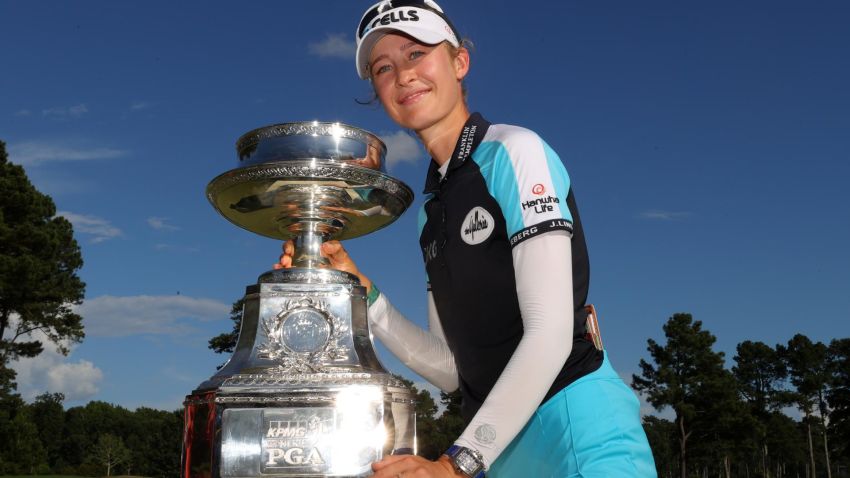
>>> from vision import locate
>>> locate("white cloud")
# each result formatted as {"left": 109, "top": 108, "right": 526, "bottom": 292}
{"left": 75, "top": 294, "right": 230, "bottom": 338}
{"left": 42, "top": 103, "right": 89, "bottom": 119}
{"left": 638, "top": 210, "right": 692, "bottom": 221}
{"left": 10, "top": 323, "right": 103, "bottom": 402}
{"left": 14, "top": 109, "right": 32, "bottom": 117}
{"left": 308, "top": 33, "right": 355, "bottom": 59}
{"left": 130, "top": 101, "right": 151, "bottom": 111}
{"left": 381, "top": 130, "right": 423, "bottom": 168}
{"left": 47, "top": 360, "right": 103, "bottom": 399}
{"left": 57, "top": 211, "right": 123, "bottom": 243}
{"left": 8, "top": 141, "right": 127, "bottom": 166}
{"left": 147, "top": 216, "right": 180, "bottom": 231}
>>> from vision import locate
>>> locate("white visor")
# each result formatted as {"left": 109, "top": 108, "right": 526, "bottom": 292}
{"left": 355, "top": 5, "right": 459, "bottom": 79}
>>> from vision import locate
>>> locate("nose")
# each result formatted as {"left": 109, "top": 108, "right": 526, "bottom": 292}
{"left": 396, "top": 64, "right": 417, "bottom": 85}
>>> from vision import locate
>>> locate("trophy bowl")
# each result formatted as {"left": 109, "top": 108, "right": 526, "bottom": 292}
{"left": 207, "top": 121, "right": 414, "bottom": 268}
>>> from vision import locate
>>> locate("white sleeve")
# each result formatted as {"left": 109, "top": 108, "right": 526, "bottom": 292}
{"left": 368, "top": 290, "right": 459, "bottom": 392}
{"left": 455, "top": 231, "right": 574, "bottom": 468}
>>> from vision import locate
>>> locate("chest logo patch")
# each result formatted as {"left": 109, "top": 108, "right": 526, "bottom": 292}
{"left": 461, "top": 207, "right": 494, "bottom": 245}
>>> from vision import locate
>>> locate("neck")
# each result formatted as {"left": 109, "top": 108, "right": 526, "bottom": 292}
{"left": 416, "top": 103, "right": 470, "bottom": 166}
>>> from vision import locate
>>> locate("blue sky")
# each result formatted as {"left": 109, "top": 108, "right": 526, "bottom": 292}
{"left": 2, "top": 1, "right": 848, "bottom": 413}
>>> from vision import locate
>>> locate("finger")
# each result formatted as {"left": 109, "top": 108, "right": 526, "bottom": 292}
{"left": 322, "top": 241, "right": 350, "bottom": 264}
{"left": 284, "top": 240, "right": 294, "bottom": 256}
{"left": 321, "top": 240, "right": 343, "bottom": 255}
{"left": 370, "top": 461, "right": 408, "bottom": 478}
{"left": 276, "top": 252, "right": 292, "bottom": 268}
{"left": 372, "top": 454, "right": 410, "bottom": 469}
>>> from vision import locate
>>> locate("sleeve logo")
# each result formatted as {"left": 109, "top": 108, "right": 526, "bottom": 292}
{"left": 521, "top": 195, "right": 560, "bottom": 213}
{"left": 461, "top": 207, "right": 494, "bottom": 245}
{"left": 532, "top": 183, "right": 545, "bottom": 195}
{"left": 473, "top": 424, "right": 497, "bottom": 445}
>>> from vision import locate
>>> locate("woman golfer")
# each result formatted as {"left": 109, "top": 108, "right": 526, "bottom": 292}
{"left": 277, "top": 1, "right": 657, "bottom": 476}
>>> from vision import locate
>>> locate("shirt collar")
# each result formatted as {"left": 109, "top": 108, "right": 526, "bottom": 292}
{"left": 423, "top": 112, "right": 491, "bottom": 193}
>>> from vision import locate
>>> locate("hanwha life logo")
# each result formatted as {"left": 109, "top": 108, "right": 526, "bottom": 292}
{"left": 461, "top": 207, "right": 494, "bottom": 245}
{"left": 532, "top": 183, "right": 545, "bottom": 195}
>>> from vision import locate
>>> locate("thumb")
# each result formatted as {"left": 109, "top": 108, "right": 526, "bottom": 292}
{"left": 321, "top": 241, "right": 348, "bottom": 264}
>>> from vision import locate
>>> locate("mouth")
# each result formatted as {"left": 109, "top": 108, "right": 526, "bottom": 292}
{"left": 398, "top": 88, "right": 430, "bottom": 106}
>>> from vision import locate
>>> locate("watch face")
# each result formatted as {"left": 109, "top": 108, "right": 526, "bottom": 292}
{"left": 456, "top": 450, "right": 478, "bottom": 471}
{"left": 449, "top": 447, "right": 483, "bottom": 476}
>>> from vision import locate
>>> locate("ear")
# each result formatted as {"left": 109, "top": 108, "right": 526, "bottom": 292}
{"left": 454, "top": 46, "right": 470, "bottom": 81}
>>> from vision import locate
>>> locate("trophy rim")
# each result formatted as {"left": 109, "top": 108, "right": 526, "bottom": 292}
{"left": 206, "top": 159, "right": 415, "bottom": 241}
{"left": 235, "top": 120, "right": 388, "bottom": 159}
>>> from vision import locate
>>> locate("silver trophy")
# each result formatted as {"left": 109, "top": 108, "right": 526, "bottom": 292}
{"left": 182, "top": 122, "right": 416, "bottom": 478}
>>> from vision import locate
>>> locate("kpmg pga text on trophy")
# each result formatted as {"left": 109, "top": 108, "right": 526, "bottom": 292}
{"left": 181, "top": 122, "right": 416, "bottom": 477}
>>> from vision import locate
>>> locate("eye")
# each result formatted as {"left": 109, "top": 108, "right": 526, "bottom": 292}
{"left": 372, "top": 63, "right": 393, "bottom": 76}
{"left": 409, "top": 50, "right": 427, "bottom": 60}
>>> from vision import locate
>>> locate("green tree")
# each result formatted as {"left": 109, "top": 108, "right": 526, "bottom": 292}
{"left": 208, "top": 298, "right": 245, "bottom": 359}
{"left": 0, "top": 140, "right": 86, "bottom": 390}
{"left": 29, "top": 392, "right": 66, "bottom": 470}
{"left": 732, "top": 340, "right": 789, "bottom": 476}
{"left": 763, "top": 411, "right": 807, "bottom": 478}
{"left": 61, "top": 400, "right": 133, "bottom": 469}
{"left": 632, "top": 313, "right": 730, "bottom": 478}
{"left": 780, "top": 334, "right": 832, "bottom": 478}
{"left": 61, "top": 406, "right": 92, "bottom": 469}
{"left": 642, "top": 416, "right": 677, "bottom": 478}
{"left": 7, "top": 405, "right": 48, "bottom": 474}
{"left": 125, "top": 407, "right": 182, "bottom": 477}
{"left": 430, "top": 390, "right": 465, "bottom": 458}
{"left": 733, "top": 341, "right": 789, "bottom": 414}
{"left": 0, "top": 392, "right": 26, "bottom": 473}
{"left": 827, "top": 338, "right": 850, "bottom": 475}
{"left": 700, "top": 371, "right": 755, "bottom": 478}
{"left": 89, "top": 433, "right": 130, "bottom": 476}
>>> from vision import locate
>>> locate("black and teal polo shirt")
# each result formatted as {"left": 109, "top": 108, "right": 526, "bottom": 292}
{"left": 417, "top": 112, "right": 603, "bottom": 421}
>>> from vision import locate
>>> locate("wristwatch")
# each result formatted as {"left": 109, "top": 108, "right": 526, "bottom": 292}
{"left": 444, "top": 445, "right": 486, "bottom": 478}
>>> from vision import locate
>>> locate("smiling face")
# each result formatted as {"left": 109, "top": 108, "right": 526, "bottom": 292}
{"left": 368, "top": 32, "right": 469, "bottom": 133}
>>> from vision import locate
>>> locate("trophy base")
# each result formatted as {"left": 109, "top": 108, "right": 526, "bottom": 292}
{"left": 182, "top": 378, "right": 415, "bottom": 478}
{"left": 181, "top": 271, "right": 416, "bottom": 478}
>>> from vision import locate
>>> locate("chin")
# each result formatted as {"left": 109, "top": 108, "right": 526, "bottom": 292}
{"left": 391, "top": 107, "right": 446, "bottom": 132}
{"left": 386, "top": 113, "right": 425, "bottom": 131}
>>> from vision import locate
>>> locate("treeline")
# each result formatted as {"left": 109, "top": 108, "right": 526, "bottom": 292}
{"left": 1, "top": 314, "right": 848, "bottom": 478}
{"left": 0, "top": 393, "right": 181, "bottom": 476}
{"left": 634, "top": 313, "right": 850, "bottom": 478}
{"left": 0, "top": 385, "right": 462, "bottom": 477}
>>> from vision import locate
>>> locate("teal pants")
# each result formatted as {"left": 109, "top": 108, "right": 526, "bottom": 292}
{"left": 489, "top": 352, "right": 657, "bottom": 477}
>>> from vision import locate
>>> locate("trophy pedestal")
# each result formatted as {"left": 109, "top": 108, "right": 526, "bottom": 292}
{"left": 182, "top": 271, "right": 416, "bottom": 477}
